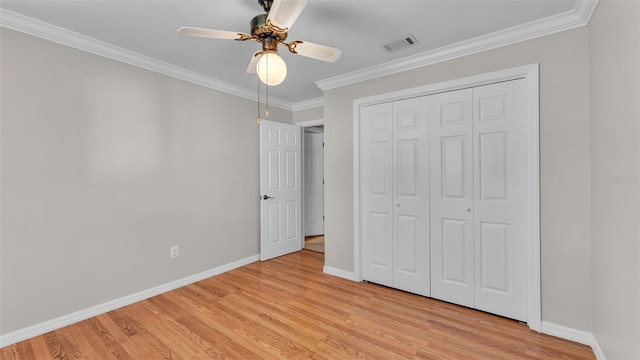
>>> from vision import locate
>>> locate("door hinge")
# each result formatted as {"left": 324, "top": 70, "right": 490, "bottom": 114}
{"left": 323, "top": 142, "right": 325, "bottom": 148}
{"left": 323, "top": 215, "right": 325, "bottom": 220}
{"left": 323, "top": 179, "right": 325, "bottom": 184}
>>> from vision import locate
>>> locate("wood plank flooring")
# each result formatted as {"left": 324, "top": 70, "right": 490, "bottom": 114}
{"left": 304, "top": 235, "right": 325, "bottom": 253}
{"left": 1, "top": 250, "right": 595, "bottom": 359}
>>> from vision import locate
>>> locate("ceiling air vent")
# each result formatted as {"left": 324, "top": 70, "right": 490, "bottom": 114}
{"left": 383, "top": 35, "right": 419, "bottom": 53}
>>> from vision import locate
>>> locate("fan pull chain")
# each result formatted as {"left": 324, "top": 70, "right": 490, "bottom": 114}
{"left": 256, "top": 72, "right": 261, "bottom": 124}
{"left": 266, "top": 83, "right": 269, "bottom": 117}
{"left": 265, "top": 54, "right": 270, "bottom": 117}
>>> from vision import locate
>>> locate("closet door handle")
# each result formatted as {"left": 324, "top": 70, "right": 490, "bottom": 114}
{"left": 465, "top": 208, "right": 471, "bottom": 212}
{"left": 395, "top": 203, "right": 400, "bottom": 207}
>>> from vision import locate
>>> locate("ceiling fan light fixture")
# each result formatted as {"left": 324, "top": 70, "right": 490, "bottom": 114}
{"left": 257, "top": 50, "right": 287, "bottom": 86}
{"left": 180, "top": 0, "right": 340, "bottom": 90}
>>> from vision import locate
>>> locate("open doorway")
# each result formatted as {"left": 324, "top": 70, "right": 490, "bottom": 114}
{"left": 300, "top": 121, "right": 324, "bottom": 254}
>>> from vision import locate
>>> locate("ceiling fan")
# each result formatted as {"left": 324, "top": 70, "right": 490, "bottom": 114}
{"left": 178, "top": 0, "right": 342, "bottom": 86}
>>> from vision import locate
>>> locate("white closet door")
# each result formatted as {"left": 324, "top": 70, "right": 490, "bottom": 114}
{"left": 429, "top": 89, "right": 475, "bottom": 307}
{"left": 473, "top": 80, "right": 527, "bottom": 321}
{"left": 361, "top": 102, "right": 394, "bottom": 287}
{"left": 304, "top": 130, "right": 324, "bottom": 236}
{"left": 393, "top": 97, "right": 430, "bottom": 296}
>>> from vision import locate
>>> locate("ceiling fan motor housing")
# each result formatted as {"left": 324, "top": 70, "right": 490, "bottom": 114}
{"left": 251, "top": 13, "right": 288, "bottom": 44}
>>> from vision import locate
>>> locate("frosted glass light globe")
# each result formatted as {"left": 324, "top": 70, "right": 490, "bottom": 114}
{"left": 256, "top": 51, "right": 287, "bottom": 86}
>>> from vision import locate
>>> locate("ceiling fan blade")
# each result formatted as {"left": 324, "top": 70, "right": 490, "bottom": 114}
{"left": 177, "top": 27, "right": 250, "bottom": 40}
{"left": 289, "top": 40, "right": 342, "bottom": 62}
{"left": 267, "top": 0, "right": 308, "bottom": 30}
{"left": 246, "top": 51, "right": 263, "bottom": 74}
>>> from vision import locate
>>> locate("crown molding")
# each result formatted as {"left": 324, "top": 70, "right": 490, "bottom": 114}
{"left": 1, "top": 0, "right": 598, "bottom": 111}
{"left": 0, "top": 9, "right": 294, "bottom": 111}
{"left": 316, "top": 0, "right": 598, "bottom": 91}
{"left": 291, "top": 97, "right": 324, "bottom": 112}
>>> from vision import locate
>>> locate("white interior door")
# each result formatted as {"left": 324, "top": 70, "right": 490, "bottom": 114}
{"left": 472, "top": 80, "right": 527, "bottom": 321}
{"left": 260, "top": 120, "right": 302, "bottom": 261}
{"left": 304, "top": 130, "right": 324, "bottom": 236}
{"left": 360, "top": 102, "right": 394, "bottom": 287}
{"left": 429, "top": 88, "right": 475, "bottom": 307}
{"left": 392, "top": 97, "right": 430, "bottom": 296}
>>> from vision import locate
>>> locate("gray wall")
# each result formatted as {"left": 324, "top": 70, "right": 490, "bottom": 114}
{"left": 293, "top": 106, "right": 324, "bottom": 124}
{"left": 589, "top": 1, "right": 640, "bottom": 359}
{"left": 0, "top": 29, "right": 292, "bottom": 334}
{"left": 323, "top": 28, "right": 592, "bottom": 331}
{"left": 3, "top": 4, "right": 640, "bottom": 357}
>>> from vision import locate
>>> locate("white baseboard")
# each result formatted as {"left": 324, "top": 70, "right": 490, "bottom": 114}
{"left": 323, "top": 266, "right": 359, "bottom": 282}
{"left": 0, "top": 254, "right": 260, "bottom": 347}
{"left": 541, "top": 321, "right": 606, "bottom": 360}
{"left": 3, "top": 259, "right": 607, "bottom": 359}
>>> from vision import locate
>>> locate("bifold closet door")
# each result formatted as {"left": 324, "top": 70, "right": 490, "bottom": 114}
{"left": 392, "top": 98, "right": 429, "bottom": 296}
{"left": 361, "top": 102, "right": 394, "bottom": 287}
{"left": 472, "top": 80, "right": 527, "bottom": 321}
{"left": 430, "top": 80, "right": 528, "bottom": 322}
{"left": 429, "top": 89, "right": 475, "bottom": 307}
{"left": 361, "top": 97, "right": 430, "bottom": 296}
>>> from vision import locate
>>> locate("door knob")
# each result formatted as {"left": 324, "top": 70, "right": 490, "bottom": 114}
{"left": 395, "top": 203, "right": 400, "bottom": 207}
{"left": 465, "top": 208, "right": 471, "bottom": 212}
{"left": 262, "top": 194, "right": 274, "bottom": 200}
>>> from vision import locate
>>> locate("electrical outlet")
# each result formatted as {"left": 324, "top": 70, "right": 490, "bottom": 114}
{"left": 170, "top": 246, "right": 179, "bottom": 259}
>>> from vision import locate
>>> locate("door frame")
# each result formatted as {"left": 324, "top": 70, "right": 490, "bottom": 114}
{"left": 297, "top": 119, "right": 325, "bottom": 248}
{"left": 352, "top": 64, "right": 541, "bottom": 331}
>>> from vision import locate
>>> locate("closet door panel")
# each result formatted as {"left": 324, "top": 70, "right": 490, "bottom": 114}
{"left": 442, "top": 218, "right": 469, "bottom": 284}
{"left": 396, "top": 214, "right": 419, "bottom": 273}
{"left": 430, "top": 89, "right": 474, "bottom": 307}
{"left": 473, "top": 80, "right": 527, "bottom": 321}
{"left": 393, "top": 97, "right": 430, "bottom": 296}
{"left": 361, "top": 103, "right": 394, "bottom": 287}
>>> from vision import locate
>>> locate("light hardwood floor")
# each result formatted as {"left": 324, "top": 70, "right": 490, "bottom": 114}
{"left": 304, "top": 235, "right": 324, "bottom": 253}
{"left": 1, "top": 250, "right": 594, "bottom": 359}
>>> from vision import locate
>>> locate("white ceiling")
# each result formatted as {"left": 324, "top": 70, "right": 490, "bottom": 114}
{"left": 1, "top": 0, "right": 589, "bottom": 107}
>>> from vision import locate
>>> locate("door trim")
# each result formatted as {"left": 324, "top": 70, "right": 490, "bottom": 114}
{"left": 297, "top": 119, "right": 324, "bottom": 128}
{"left": 352, "top": 64, "right": 540, "bottom": 331}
